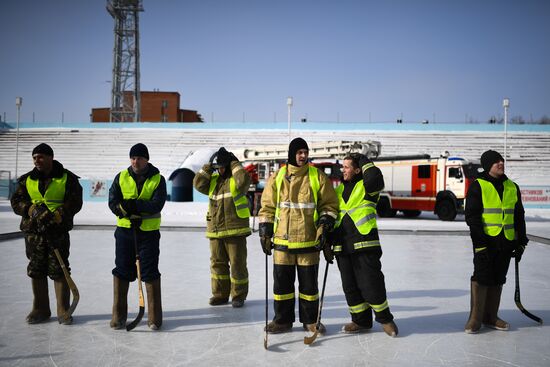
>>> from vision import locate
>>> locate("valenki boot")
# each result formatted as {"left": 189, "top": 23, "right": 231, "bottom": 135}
{"left": 483, "top": 285, "right": 510, "bottom": 330}
{"left": 145, "top": 278, "right": 162, "bottom": 330}
{"left": 110, "top": 276, "right": 129, "bottom": 329}
{"left": 465, "top": 281, "right": 488, "bottom": 333}
{"left": 26, "top": 277, "right": 51, "bottom": 324}
{"left": 54, "top": 278, "right": 72, "bottom": 325}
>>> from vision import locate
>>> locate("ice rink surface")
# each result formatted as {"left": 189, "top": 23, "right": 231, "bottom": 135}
{"left": 1, "top": 226, "right": 549, "bottom": 367}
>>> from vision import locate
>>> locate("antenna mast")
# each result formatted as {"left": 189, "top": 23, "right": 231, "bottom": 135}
{"left": 107, "top": 0, "right": 143, "bottom": 122}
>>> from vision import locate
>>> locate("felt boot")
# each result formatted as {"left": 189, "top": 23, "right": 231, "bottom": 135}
{"left": 146, "top": 278, "right": 162, "bottom": 330}
{"left": 26, "top": 277, "right": 51, "bottom": 324}
{"left": 110, "top": 276, "right": 129, "bottom": 329}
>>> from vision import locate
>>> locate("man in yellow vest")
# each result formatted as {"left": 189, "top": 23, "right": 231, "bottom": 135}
{"left": 11, "top": 143, "right": 82, "bottom": 325}
{"left": 108, "top": 143, "right": 166, "bottom": 330}
{"left": 259, "top": 137, "right": 339, "bottom": 334}
{"left": 464, "top": 149, "right": 528, "bottom": 333}
{"left": 330, "top": 153, "right": 398, "bottom": 337}
{"left": 193, "top": 147, "right": 251, "bottom": 307}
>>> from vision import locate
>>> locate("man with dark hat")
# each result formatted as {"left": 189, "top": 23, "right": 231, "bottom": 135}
{"left": 11, "top": 143, "right": 82, "bottom": 325}
{"left": 464, "top": 149, "right": 528, "bottom": 333}
{"left": 258, "top": 137, "right": 339, "bottom": 334}
{"left": 193, "top": 147, "right": 251, "bottom": 307}
{"left": 108, "top": 143, "right": 166, "bottom": 330}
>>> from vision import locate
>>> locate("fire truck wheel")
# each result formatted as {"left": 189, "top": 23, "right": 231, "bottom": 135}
{"left": 402, "top": 210, "right": 421, "bottom": 218}
{"left": 377, "top": 197, "right": 397, "bottom": 218}
{"left": 436, "top": 199, "right": 457, "bottom": 221}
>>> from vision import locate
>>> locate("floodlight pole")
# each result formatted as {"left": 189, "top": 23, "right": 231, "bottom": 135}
{"left": 15, "top": 97, "right": 22, "bottom": 180}
{"left": 503, "top": 98, "right": 510, "bottom": 164}
{"left": 287, "top": 97, "right": 293, "bottom": 143}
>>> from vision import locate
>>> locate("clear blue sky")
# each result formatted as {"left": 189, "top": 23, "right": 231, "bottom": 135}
{"left": 1, "top": 0, "right": 549, "bottom": 123}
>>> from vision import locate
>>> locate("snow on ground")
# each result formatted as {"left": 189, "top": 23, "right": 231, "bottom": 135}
{"left": 1, "top": 200, "right": 550, "bottom": 366}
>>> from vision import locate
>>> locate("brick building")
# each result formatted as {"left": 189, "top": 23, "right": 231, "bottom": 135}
{"left": 91, "top": 91, "right": 203, "bottom": 122}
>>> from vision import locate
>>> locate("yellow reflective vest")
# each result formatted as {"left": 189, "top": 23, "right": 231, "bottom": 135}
{"left": 335, "top": 180, "right": 378, "bottom": 234}
{"left": 478, "top": 178, "right": 517, "bottom": 241}
{"left": 26, "top": 173, "right": 67, "bottom": 212}
{"left": 117, "top": 170, "right": 161, "bottom": 231}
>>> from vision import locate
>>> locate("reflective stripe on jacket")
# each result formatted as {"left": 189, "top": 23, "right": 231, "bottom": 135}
{"left": 333, "top": 180, "right": 379, "bottom": 253}
{"left": 209, "top": 174, "right": 250, "bottom": 219}
{"left": 26, "top": 173, "right": 67, "bottom": 212}
{"left": 117, "top": 170, "right": 161, "bottom": 231}
{"left": 258, "top": 163, "right": 338, "bottom": 252}
{"left": 193, "top": 161, "right": 252, "bottom": 239}
{"left": 478, "top": 178, "right": 517, "bottom": 241}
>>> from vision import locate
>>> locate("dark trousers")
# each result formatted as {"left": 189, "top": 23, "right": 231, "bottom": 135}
{"left": 113, "top": 227, "right": 161, "bottom": 282}
{"left": 336, "top": 250, "right": 393, "bottom": 325}
{"left": 273, "top": 263, "right": 319, "bottom": 324}
{"left": 472, "top": 241, "right": 514, "bottom": 286}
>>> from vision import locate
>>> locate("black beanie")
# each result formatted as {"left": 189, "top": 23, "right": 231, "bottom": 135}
{"left": 480, "top": 150, "right": 504, "bottom": 172}
{"left": 129, "top": 143, "right": 149, "bottom": 159}
{"left": 288, "top": 137, "right": 309, "bottom": 166}
{"left": 32, "top": 143, "right": 54, "bottom": 156}
{"left": 216, "top": 147, "right": 232, "bottom": 167}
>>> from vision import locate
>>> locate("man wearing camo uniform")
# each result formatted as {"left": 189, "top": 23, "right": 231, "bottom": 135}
{"left": 11, "top": 143, "right": 83, "bottom": 325}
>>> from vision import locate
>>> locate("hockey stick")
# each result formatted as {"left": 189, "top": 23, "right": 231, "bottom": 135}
{"left": 304, "top": 260, "right": 330, "bottom": 345}
{"left": 264, "top": 253, "right": 268, "bottom": 349}
{"left": 514, "top": 258, "right": 543, "bottom": 324}
{"left": 126, "top": 225, "right": 145, "bottom": 331}
{"left": 53, "top": 248, "right": 80, "bottom": 318}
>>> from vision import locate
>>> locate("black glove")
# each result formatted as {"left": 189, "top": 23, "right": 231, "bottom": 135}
{"left": 259, "top": 222, "right": 274, "bottom": 256}
{"left": 323, "top": 242, "right": 334, "bottom": 264}
{"left": 113, "top": 204, "right": 127, "bottom": 218}
{"left": 318, "top": 215, "right": 335, "bottom": 231}
{"left": 513, "top": 243, "right": 526, "bottom": 262}
{"left": 216, "top": 147, "right": 232, "bottom": 167}
{"left": 209, "top": 151, "right": 218, "bottom": 164}
{"left": 121, "top": 199, "right": 138, "bottom": 216}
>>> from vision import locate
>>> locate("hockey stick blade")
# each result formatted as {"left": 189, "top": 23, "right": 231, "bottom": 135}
{"left": 54, "top": 248, "right": 80, "bottom": 318}
{"left": 303, "top": 329, "right": 320, "bottom": 345}
{"left": 126, "top": 287, "right": 145, "bottom": 331}
{"left": 514, "top": 259, "right": 543, "bottom": 324}
{"left": 263, "top": 336, "right": 268, "bottom": 350}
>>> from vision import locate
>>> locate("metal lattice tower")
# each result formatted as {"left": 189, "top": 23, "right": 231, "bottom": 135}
{"left": 107, "top": 0, "right": 143, "bottom": 122}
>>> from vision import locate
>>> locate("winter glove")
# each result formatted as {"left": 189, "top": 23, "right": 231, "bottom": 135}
{"left": 209, "top": 151, "right": 218, "bottom": 164}
{"left": 130, "top": 216, "right": 142, "bottom": 228}
{"left": 513, "top": 243, "right": 526, "bottom": 262}
{"left": 121, "top": 199, "right": 138, "bottom": 216}
{"left": 216, "top": 147, "right": 232, "bottom": 167}
{"left": 318, "top": 215, "right": 335, "bottom": 231}
{"left": 113, "top": 203, "right": 127, "bottom": 218}
{"left": 259, "top": 222, "right": 274, "bottom": 256}
{"left": 323, "top": 242, "right": 334, "bottom": 264}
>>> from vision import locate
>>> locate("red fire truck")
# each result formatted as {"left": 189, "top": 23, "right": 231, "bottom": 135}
{"left": 375, "top": 152, "right": 481, "bottom": 221}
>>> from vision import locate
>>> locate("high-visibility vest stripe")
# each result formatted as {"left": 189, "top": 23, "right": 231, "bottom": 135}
{"left": 26, "top": 173, "right": 67, "bottom": 212}
{"left": 478, "top": 178, "right": 517, "bottom": 241}
{"left": 208, "top": 174, "right": 250, "bottom": 219}
{"left": 335, "top": 180, "right": 378, "bottom": 234}
{"left": 117, "top": 170, "right": 161, "bottom": 231}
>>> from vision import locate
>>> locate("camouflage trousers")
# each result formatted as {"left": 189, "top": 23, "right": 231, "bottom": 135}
{"left": 25, "top": 232, "right": 70, "bottom": 280}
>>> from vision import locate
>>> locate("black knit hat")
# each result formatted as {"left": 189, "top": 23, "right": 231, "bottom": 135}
{"left": 480, "top": 150, "right": 504, "bottom": 172}
{"left": 288, "top": 137, "right": 309, "bottom": 166}
{"left": 216, "top": 147, "right": 232, "bottom": 168}
{"left": 129, "top": 143, "right": 149, "bottom": 160}
{"left": 32, "top": 143, "right": 54, "bottom": 157}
